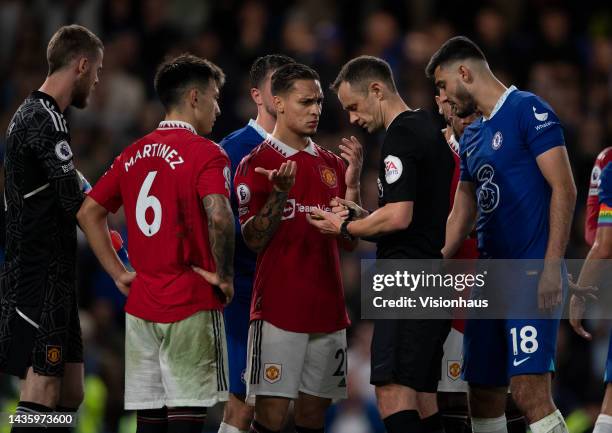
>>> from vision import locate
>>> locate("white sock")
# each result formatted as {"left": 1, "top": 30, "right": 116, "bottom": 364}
{"left": 472, "top": 415, "right": 508, "bottom": 433}
{"left": 529, "top": 410, "right": 568, "bottom": 433}
{"left": 218, "top": 421, "right": 247, "bottom": 433}
{"left": 594, "top": 414, "right": 612, "bottom": 433}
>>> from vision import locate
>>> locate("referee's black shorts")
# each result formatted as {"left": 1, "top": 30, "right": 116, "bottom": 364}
{"left": 0, "top": 264, "right": 83, "bottom": 379}
{"left": 370, "top": 318, "right": 451, "bottom": 392}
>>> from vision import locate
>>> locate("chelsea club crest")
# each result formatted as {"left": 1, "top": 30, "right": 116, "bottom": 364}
{"left": 492, "top": 131, "right": 503, "bottom": 150}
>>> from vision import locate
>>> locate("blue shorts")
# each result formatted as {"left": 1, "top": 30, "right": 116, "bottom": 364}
{"left": 223, "top": 278, "right": 252, "bottom": 396}
{"left": 605, "top": 334, "right": 612, "bottom": 384}
{"left": 463, "top": 318, "right": 559, "bottom": 386}
{"left": 463, "top": 263, "right": 567, "bottom": 386}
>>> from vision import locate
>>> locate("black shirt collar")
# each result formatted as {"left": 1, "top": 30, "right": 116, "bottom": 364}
{"left": 31, "top": 90, "right": 63, "bottom": 114}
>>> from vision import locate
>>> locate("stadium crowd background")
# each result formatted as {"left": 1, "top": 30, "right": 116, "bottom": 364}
{"left": 0, "top": 0, "right": 612, "bottom": 431}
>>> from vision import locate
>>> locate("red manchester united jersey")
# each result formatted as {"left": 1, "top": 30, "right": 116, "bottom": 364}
{"left": 586, "top": 147, "right": 612, "bottom": 246}
{"left": 89, "top": 121, "right": 231, "bottom": 323}
{"left": 447, "top": 130, "right": 461, "bottom": 210}
{"left": 234, "top": 135, "right": 350, "bottom": 333}
{"left": 444, "top": 130, "right": 477, "bottom": 333}
{"left": 445, "top": 130, "right": 478, "bottom": 261}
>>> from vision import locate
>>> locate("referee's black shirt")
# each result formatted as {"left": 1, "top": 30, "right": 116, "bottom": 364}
{"left": 376, "top": 109, "right": 454, "bottom": 259}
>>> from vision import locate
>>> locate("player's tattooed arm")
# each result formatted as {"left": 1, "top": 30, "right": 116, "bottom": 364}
{"left": 203, "top": 193, "right": 235, "bottom": 284}
{"left": 243, "top": 160, "right": 297, "bottom": 253}
{"left": 243, "top": 189, "right": 290, "bottom": 253}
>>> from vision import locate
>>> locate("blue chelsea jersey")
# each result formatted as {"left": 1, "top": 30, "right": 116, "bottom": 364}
{"left": 220, "top": 119, "right": 267, "bottom": 295}
{"left": 459, "top": 86, "right": 566, "bottom": 259}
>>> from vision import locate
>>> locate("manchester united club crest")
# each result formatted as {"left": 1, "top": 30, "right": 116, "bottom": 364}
{"left": 319, "top": 166, "right": 337, "bottom": 188}
{"left": 47, "top": 345, "right": 62, "bottom": 366}
{"left": 264, "top": 363, "right": 282, "bottom": 383}
{"left": 447, "top": 360, "right": 461, "bottom": 381}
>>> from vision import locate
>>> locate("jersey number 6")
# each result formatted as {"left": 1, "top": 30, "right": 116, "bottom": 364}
{"left": 136, "top": 171, "right": 162, "bottom": 237}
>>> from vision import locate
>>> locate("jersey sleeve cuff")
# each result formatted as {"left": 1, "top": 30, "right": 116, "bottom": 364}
{"left": 88, "top": 190, "right": 121, "bottom": 213}
{"left": 530, "top": 140, "right": 565, "bottom": 158}
{"left": 198, "top": 187, "right": 230, "bottom": 200}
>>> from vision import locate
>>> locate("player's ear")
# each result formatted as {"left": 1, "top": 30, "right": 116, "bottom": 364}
{"left": 251, "top": 87, "right": 262, "bottom": 106}
{"left": 458, "top": 64, "right": 472, "bottom": 84}
{"left": 76, "top": 56, "right": 89, "bottom": 76}
{"left": 188, "top": 88, "right": 199, "bottom": 108}
{"left": 273, "top": 95, "right": 283, "bottom": 113}
{"left": 369, "top": 82, "right": 383, "bottom": 100}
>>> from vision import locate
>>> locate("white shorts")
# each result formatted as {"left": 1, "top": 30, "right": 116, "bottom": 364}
{"left": 245, "top": 320, "right": 347, "bottom": 404}
{"left": 438, "top": 327, "right": 468, "bottom": 393}
{"left": 124, "top": 310, "right": 229, "bottom": 410}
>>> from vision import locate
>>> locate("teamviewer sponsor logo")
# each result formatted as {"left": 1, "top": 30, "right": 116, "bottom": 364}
{"left": 281, "top": 199, "right": 332, "bottom": 221}
{"left": 282, "top": 199, "right": 296, "bottom": 220}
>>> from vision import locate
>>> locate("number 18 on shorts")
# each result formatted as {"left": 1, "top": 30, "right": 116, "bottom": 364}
{"left": 463, "top": 319, "right": 558, "bottom": 386}
{"left": 245, "top": 320, "right": 348, "bottom": 404}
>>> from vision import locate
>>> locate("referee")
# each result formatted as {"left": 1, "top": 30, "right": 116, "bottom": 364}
{"left": 0, "top": 25, "right": 105, "bottom": 431}
{"left": 308, "top": 55, "right": 454, "bottom": 433}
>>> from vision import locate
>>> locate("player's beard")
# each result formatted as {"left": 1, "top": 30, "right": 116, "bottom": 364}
{"left": 71, "top": 74, "right": 92, "bottom": 109}
{"left": 453, "top": 81, "right": 477, "bottom": 118}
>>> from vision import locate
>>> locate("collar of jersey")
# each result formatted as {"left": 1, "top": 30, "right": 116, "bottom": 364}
{"left": 265, "top": 133, "right": 318, "bottom": 158}
{"left": 32, "top": 90, "right": 62, "bottom": 114}
{"left": 484, "top": 85, "right": 517, "bottom": 121}
{"left": 248, "top": 119, "right": 268, "bottom": 140}
{"left": 158, "top": 120, "right": 197, "bottom": 135}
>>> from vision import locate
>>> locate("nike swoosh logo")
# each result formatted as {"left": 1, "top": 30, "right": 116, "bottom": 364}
{"left": 513, "top": 357, "right": 530, "bottom": 367}
{"left": 532, "top": 106, "right": 548, "bottom": 122}
{"left": 466, "top": 146, "right": 476, "bottom": 157}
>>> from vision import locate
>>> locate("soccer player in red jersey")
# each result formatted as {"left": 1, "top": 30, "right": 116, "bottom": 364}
{"left": 584, "top": 147, "right": 612, "bottom": 246}
{"left": 77, "top": 54, "right": 234, "bottom": 433}
{"left": 435, "top": 91, "right": 479, "bottom": 433}
{"left": 234, "top": 63, "right": 362, "bottom": 433}
{"left": 570, "top": 147, "right": 612, "bottom": 433}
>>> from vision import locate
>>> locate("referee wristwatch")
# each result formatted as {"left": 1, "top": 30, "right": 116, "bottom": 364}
{"left": 340, "top": 220, "right": 355, "bottom": 241}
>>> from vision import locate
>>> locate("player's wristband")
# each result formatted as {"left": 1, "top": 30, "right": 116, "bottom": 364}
{"left": 76, "top": 170, "right": 92, "bottom": 194}
{"left": 340, "top": 220, "right": 355, "bottom": 241}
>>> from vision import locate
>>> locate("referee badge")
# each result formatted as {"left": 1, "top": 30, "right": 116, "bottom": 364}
{"left": 319, "top": 166, "right": 337, "bottom": 188}
{"left": 384, "top": 155, "right": 403, "bottom": 184}
{"left": 46, "top": 345, "right": 62, "bottom": 366}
